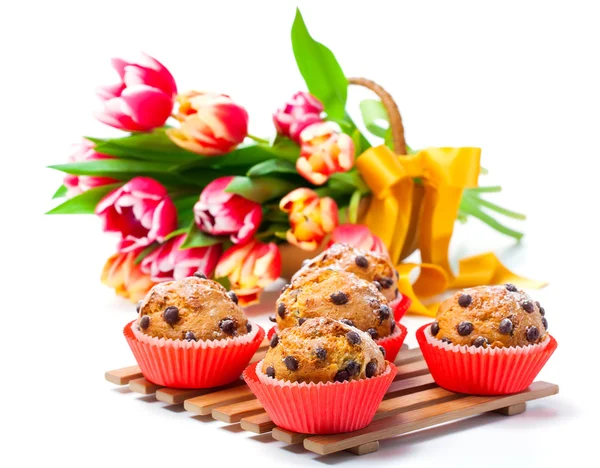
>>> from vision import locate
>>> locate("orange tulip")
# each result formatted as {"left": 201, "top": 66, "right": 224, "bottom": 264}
{"left": 101, "top": 250, "right": 155, "bottom": 303}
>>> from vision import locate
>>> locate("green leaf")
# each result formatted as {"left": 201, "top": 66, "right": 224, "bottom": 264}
{"left": 214, "top": 276, "right": 231, "bottom": 289}
{"left": 459, "top": 196, "right": 524, "bottom": 240}
{"left": 291, "top": 8, "right": 348, "bottom": 120}
{"left": 348, "top": 190, "right": 362, "bottom": 224}
{"left": 52, "top": 185, "right": 68, "bottom": 199}
{"left": 172, "top": 194, "right": 199, "bottom": 228}
{"left": 46, "top": 183, "right": 122, "bottom": 215}
{"left": 180, "top": 223, "right": 223, "bottom": 249}
{"left": 164, "top": 228, "right": 189, "bottom": 241}
{"left": 359, "top": 99, "right": 391, "bottom": 139}
{"left": 134, "top": 243, "right": 160, "bottom": 265}
{"left": 328, "top": 170, "right": 370, "bottom": 195}
{"left": 225, "top": 176, "right": 296, "bottom": 203}
{"left": 247, "top": 159, "right": 297, "bottom": 177}
{"left": 463, "top": 193, "right": 526, "bottom": 220}
{"left": 465, "top": 186, "right": 502, "bottom": 194}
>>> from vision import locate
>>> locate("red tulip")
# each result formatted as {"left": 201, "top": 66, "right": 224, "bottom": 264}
{"left": 329, "top": 224, "right": 388, "bottom": 255}
{"left": 63, "top": 139, "right": 118, "bottom": 197}
{"left": 96, "top": 177, "right": 177, "bottom": 253}
{"left": 215, "top": 240, "right": 281, "bottom": 306}
{"left": 101, "top": 250, "right": 156, "bottom": 303}
{"left": 95, "top": 53, "right": 177, "bottom": 132}
{"left": 167, "top": 91, "right": 248, "bottom": 155}
{"left": 280, "top": 188, "right": 338, "bottom": 251}
{"left": 194, "top": 176, "right": 262, "bottom": 245}
{"left": 297, "top": 122, "right": 355, "bottom": 185}
{"left": 273, "top": 91, "right": 323, "bottom": 142}
{"left": 140, "top": 234, "right": 221, "bottom": 282}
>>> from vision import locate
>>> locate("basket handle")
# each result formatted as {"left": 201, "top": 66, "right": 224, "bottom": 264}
{"left": 347, "top": 77, "right": 407, "bottom": 155}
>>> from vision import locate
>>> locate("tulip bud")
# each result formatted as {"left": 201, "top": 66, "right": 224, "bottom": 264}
{"left": 273, "top": 91, "right": 323, "bottom": 142}
{"left": 101, "top": 250, "right": 155, "bottom": 303}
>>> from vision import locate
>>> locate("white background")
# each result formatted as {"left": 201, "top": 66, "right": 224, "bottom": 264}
{"left": 1, "top": 0, "right": 598, "bottom": 466}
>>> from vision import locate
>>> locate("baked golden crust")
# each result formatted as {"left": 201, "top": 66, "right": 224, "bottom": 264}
{"left": 292, "top": 243, "right": 398, "bottom": 303}
{"left": 277, "top": 268, "right": 395, "bottom": 339}
{"left": 262, "top": 317, "right": 386, "bottom": 383}
{"left": 432, "top": 285, "right": 548, "bottom": 348}
{"left": 137, "top": 276, "right": 249, "bottom": 341}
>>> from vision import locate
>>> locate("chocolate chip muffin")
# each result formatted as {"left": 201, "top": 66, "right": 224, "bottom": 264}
{"left": 277, "top": 268, "right": 396, "bottom": 340}
{"left": 431, "top": 284, "right": 548, "bottom": 348}
{"left": 262, "top": 317, "right": 386, "bottom": 384}
{"left": 292, "top": 243, "right": 399, "bottom": 303}
{"left": 136, "top": 275, "right": 250, "bottom": 341}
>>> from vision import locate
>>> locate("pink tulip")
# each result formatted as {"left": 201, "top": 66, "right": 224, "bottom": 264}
{"left": 215, "top": 240, "right": 281, "bottom": 306}
{"left": 95, "top": 53, "right": 177, "bottom": 132}
{"left": 101, "top": 250, "right": 156, "bottom": 303}
{"left": 141, "top": 234, "right": 221, "bottom": 282}
{"left": 297, "top": 122, "right": 355, "bottom": 185}
{"left": 167, "top": 91, "right": 248, "bottom": 155}
{"left": 273, "top": 91, "right": 324, "bottom": 142}
{"left": 194, "top": 176, "right": 262, "bottom": 244}
{"left": 329, "top": 224, "right": 388, "bottom": 255}
{"left": 63, "top": 139, "right": 118, "bottom": 197}
{"left": 96, "top": 177, "right": 177, "bottom": 253}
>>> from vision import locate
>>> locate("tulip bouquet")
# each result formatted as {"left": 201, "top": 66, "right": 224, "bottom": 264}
{"left": 48, "top": 10, "right": 527, "bottom": 310}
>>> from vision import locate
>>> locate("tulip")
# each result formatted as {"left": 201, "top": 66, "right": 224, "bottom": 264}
{"left": 167, "top": 91, "right": 248, "bottom": 156}
{"left": 95, "top": 53, "right": 177, "bottom": 132}
{"left": 141, "top": 234, "right": 221, "bottom": 282}
{"left": 273, "top": 91, "right": 323, "bottom": 142}
{"left": 194, "top": 176, "right": 262, "bottom": 244}
{"left": 215, "top": 240, "right": 281, "bottom": 306}
{"left": 63, "top": 139, "right": 118, "bottom": 197}
{"left": 280, "top": 188, "right": 338, "bottom": 251}
{"left": 329, "top": 224, "right": 388, "bottom": 255}
{"left": 101, "top": 250, "right": 155, "bottom": 303}
{"left": 297, "top": 122, "right": 355, "bottom": 185}
{"left": 96, "top": 177, "right": 177, "bottom": 253}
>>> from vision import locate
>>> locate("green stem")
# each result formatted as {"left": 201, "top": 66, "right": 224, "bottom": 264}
{"left": 246, "top": 134, "right": 270, "bottom": 145}
{"left": 464, "top": 193, "right": 526, "bottom": 220}
{"left": 460, "top": 197, "right": 524, "bottom": 240}
{"left": 466, "top": 185, "right": 502, "bottom": 193}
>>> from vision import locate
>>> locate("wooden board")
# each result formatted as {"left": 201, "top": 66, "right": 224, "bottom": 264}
{"left": 106, "top": 343, "right": 558, "bottom": 457}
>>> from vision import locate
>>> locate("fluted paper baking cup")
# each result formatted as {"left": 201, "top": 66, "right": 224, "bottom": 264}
{"left": 124, "top": 320, "right": 264, "bottom": 389}
{"left": 391, "top": 294, "right": 411, "bottom": 322}
{"left": 416, "top": 323, "right": 557, "bottom": 395}
{"left": 243, "top": 360, "right": 397, "bottom": 434}
{"left": 375, "top": 322, "right": 407, "bottom": 362}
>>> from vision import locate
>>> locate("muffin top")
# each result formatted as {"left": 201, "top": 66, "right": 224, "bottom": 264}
{"left": 136, "top": 275, "right": 250, "bottom": 341}
{"left": 262, "top": 317, "right": 386, "bottom": 384}
{"left": 292, "top": 243, "right": 399, "bottom": 303}
{"left": 277, "top": 268, "right": 396, "bottom": 339}
{"left": 431, "top": 284, "right": 548, "bottom": 348}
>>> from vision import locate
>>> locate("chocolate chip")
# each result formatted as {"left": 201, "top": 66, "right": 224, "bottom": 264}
{"left": 430, "top": 321, "right": 440, "bottom": 336}
{"left": 281, "top": 283, "right": 291, "bottom": 294}
{"left": 499, "top": 318, "right": 513, "bottom": 335}
{"left": 346, "top": 360, "right": 360, "bottom": 376}
{"left": 378, "top": 277, "right": 394, "bottom": 289}
{"left": 390, "top": 320, "right": 396, "bottom": 333}
{"left": 473, "top": 336, "right": 488, "bottom": 348}
{"left": 457, "top": 321, "right": 474, "bottom": 336}
{"left": 340, "top": 318, "right": 355, "bottom": 327}
{"left": 395, "top": 288, "right": 399, "bottom": 299}
{"left": 139, "top": 315, "right": 150, "bottom": 330}
{"left": 373, "top": 281, "right": 383, "bottom": 291}
{"left": 526, "top": 326, "right": 540, "bottom": 342}
{"left": 266, "top": 366, "right": 275, "bottom": 379}
{"left": 219, "top": 318, "right": 236, "bottom": 335}
{"left": 366, "top": 361, "right": 377, "bottom": 378}
{"left": 535, "top": 301, "right": 541, "bottom": 308}
{"left": 277, "top": 302, "right": 286, "bottom": 318}
{"left": 346, "top": 331, "right": 361, "bottom": 345}
{"left": 227, "top": 291, "right": 239, "bottom": 304}
{"left": 334, "top": 370, "right": 350, "bottom": 382}
{"left": 185, "top": 331, "right": 197, "bottom": 341}
{"left": 246, "top": 322, "right": 252, "bottom": 333}
{"left": 539, "top": 307, "right": 546, "bottom": 316}
{"left": 330, "top": 291, "right": 349, "bottom": 305}
{"left": 136, "top": 301, "right": 143, "bottom": 313}
{"left": 284, "top": 356, "right": 298, "bottom": 371}
{"left": 542, "top": 317, "right": 548, "bottom": 330}
{"left": 268, "top": 315, "right": 276, "bottom": 323}
{"left": 458, "top": 294, "right": 472, "bottom": 308}
{"left": 194, "top": 271, "right": 207, "bottom": 279}
{"left": 522, "top": 301, "right": 534, "bottom": 313}
{"left": 270, "top": 334, "right": 279, "bottom": 348}
{"left": 379, "top": 346, "right": 386, "bottom": 357}
{"left": 379, "top": 304, "right": 391, "bottom": 321}
{"left": 163, "top": 306, "right": 180, "bottom": 325}
{"left": 505, "top": 283, "right": 518, "bottom": 292}
{"left": 322, "top": 254, "right": 328, "bottom": 261}
{"left": 298, "top": 318, "right": 306, "bottom": 325}
{"left": 441, "top": 337, "right": 452, "bottom": 344}
{"left": 367, "top": 328, "right": 378, "bottom": 339}
{"left": 315, "top": 347, "right": 327, "bottom": 360}
{"left": 355, "top": 255, "right": 369, "bottom": 268}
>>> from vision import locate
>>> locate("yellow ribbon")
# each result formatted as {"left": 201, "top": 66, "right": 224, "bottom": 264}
{"left": 357, "top": 145, "right": 545, "bottom": 316}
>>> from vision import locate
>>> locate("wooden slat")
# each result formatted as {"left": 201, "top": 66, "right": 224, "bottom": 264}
{"left": 212, "top": 399, "right": 264, "bottom": 423}
{"left": 347, "top": 441, "right": 379, "bottom": 455}
{"left": 304, "top": 381, "right": 559, "bottom": 455}
{"left": 272, "top": 427, "right": 309, "bottom": 445}
{"left": 249, "top": 349, "right": 267, "bottom": 365}
{"left": 257, "top": 338, "right": 269, "bottom": 352}
{"left": 156, "top": 388, "right": 212, "bottom": 405}
{"left": 495, "top": 402, "right": 527, "bottom": 416}
{"left": 105, "top": 365, "right": 143, "bottom": 385}
{"left": 129, "top": 377, "right": 163, "bottom": 395}
{"left": 394, "top": 347, "right": 423, "bottom": 365}
{"left": 184, "top": 385, "right": 255, "bottom": 416}
{"left": 393, "top": 359, "right": 430, "bottom": 380}
{"left": 385, "top": 373, "right": 436, "bottom": 397}
{"left": 240, "top": 412, "right": 275, "bottom": 434}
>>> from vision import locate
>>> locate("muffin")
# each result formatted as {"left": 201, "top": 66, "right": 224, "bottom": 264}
{"left": 263, "top": 317, "right": 386, "bottom": 384}
{"left": 124, "top": 274, "right": 264, "bottom": 389}
{"left": 243, "top": 318, "right": 397, "bottom": 434}
{"left": 417, "top": 284, "right": 557, "bottom": 395}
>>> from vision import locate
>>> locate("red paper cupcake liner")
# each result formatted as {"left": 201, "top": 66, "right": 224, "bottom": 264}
{"left": 416, "top": 323, "right": 557, "bottom": 395}
{"left": 390, "top": 294, "right": 411, "bottom": 322}
{"left": 124, "top": 320, "right": 265, "bottom": 389}
{"left": 244, "top": 361, "right": 397, "bottom": 434}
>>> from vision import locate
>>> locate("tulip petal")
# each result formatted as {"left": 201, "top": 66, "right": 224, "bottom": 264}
{"left": 119, "top": 85, "right": 173, "bottom": 130}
